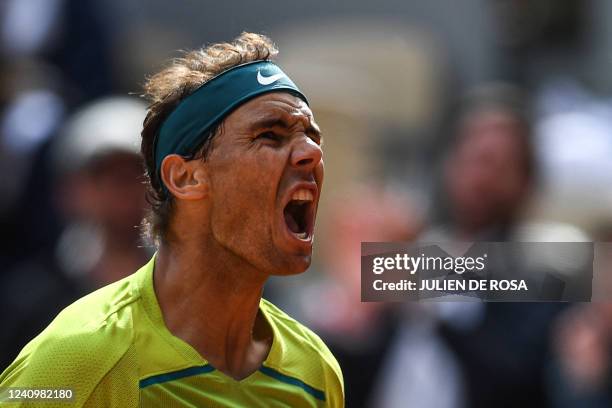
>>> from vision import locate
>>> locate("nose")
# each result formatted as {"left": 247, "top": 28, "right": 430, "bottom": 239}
{"left": 290, "top": 136, "right": 323, "bottom": 171}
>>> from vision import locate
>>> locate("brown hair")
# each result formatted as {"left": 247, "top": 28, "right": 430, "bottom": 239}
{"left": 140, "top": 32, "right": 278, "bottom": 244}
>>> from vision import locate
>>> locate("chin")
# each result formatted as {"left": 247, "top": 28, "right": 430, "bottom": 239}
{"left": 270, "top": 254, "right": 312, "bottom": 276}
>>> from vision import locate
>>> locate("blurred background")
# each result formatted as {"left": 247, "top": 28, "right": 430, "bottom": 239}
{"left": 2, "top": 0, "right": 612, "bottom": 406}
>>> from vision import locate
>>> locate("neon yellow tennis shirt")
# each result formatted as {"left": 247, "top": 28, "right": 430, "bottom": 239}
{"left": 0, "top": 257, "right": 344, "bottom": 407}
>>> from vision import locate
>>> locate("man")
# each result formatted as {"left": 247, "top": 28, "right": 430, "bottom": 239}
{"left": 427, "top": 84, "right": 563, "bottom": 408}
{"left": 0, "top": 96, "right": 149, "bottom": 370}
{"left": 1, "top": 32, "right": 344, "bottom": 407}
{"left": 440, "top": 85, "right": 534, "bottom": 240}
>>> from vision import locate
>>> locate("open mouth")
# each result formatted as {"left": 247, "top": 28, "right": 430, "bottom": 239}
{"left": 283, "top": 188, "right": 314, "bottom": 240}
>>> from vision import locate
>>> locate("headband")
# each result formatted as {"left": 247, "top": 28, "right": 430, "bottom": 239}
{"left": 154, "top": 60, "right": 308, "bottom": 184}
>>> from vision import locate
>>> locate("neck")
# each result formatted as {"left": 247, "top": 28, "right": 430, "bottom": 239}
{"left": 153, "top": 238, "right": 272, "bottom": 379}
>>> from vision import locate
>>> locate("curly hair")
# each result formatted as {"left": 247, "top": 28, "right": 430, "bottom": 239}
{"left": 140, "top": 32, "right": 278, "bottom": 244}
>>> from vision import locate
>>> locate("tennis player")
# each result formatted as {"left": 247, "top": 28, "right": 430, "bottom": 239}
{"left": 0, "top": 32, "right": 344, "bottom": 407}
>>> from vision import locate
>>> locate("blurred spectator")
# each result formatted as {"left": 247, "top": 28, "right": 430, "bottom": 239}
{"left": 0, "top": 96, "right": 150, "bottom": 370}
{"left": 549, "top": 304, "right": 612, "bottom": 408}
{"left": 548, "top": 229, "right": 612, "bottom": 407}
{"left": 0, "top": 0, "right": 114, "bottom": 271}
{"left": 422, "top": 84, "right": 564, "bottom": 408}
{"left": 433, "top": 83, "right": 534, "bottom": 240}
{"left": 50, "top": 96, "right": 150, "bottom": 285}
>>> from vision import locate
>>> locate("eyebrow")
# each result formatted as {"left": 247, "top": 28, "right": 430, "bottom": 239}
{"left": 252, "top": 115, "right": 322, "bottom": 139}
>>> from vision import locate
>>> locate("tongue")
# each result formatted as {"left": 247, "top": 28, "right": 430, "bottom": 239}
{"left": 284, "top": 211, "right": 301, "bottom": 233}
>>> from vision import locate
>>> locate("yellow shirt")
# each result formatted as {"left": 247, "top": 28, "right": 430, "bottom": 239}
{"left": 0, "top": 256, "right": 344, "bottom": 407}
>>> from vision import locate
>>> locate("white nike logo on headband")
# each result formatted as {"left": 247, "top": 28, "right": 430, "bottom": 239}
{"left": 257, "top": 70, "right": 285, "bottom": 85}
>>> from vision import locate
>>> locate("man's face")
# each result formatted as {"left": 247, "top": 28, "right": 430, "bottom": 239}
{"left": 204, "top": 92, "right": 324, "bottom": 275}
{"left": 446, "top": 110, "right": 529, "bottom": 230}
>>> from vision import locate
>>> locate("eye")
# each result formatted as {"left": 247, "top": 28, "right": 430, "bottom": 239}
{"left": 309, "top": 134, "right": 323, "bottom": 146}
{"left": 256, "top": 131, "right": 282, "bottom": 143}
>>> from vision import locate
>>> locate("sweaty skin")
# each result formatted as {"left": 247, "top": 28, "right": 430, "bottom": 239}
{"left": 154, "top": 92, "right": 324, "bottom": 380}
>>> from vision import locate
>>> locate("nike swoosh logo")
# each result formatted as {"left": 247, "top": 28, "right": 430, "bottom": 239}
{"left": 257, "top": 71, "right": 285, "bottom": 85}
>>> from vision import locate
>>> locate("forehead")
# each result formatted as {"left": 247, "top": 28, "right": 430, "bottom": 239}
{"left": 457, "top": 111, "right": 525, "bottom": 150}
{"left": 225, "top": 92, "right": 314, "bottom": 125}
{"left": 461, "top": 110, "right": 522, "bottom": 133}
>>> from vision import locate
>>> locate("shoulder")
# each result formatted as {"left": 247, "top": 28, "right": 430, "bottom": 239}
{"left": 262, "top": 298, "right": 341, "bottom": 372}
{"left": 261, "top": 298, "right": 344, "bottom": 405}
{"left": 0, "top": 273, "right": 141, "bottom": 405}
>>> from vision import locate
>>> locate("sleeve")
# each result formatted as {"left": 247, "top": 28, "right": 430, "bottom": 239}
{"left": 324, "top": 352, "right": 344, "bottom": 408}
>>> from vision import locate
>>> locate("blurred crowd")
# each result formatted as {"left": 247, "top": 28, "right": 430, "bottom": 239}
{"left": 2, "top": 0, "right": 612, "bottom": 407}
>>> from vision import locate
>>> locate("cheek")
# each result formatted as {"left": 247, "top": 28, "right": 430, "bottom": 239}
{"left": 315, "top": 160, "right": 325, "bottom": 187}
{"left": 208, "top": 149, "right": 286, "bottom": 242}
{"left": 498, "top": 172, "right": 526, "bottom": 202}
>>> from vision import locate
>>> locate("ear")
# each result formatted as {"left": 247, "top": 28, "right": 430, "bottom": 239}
{"left": 160, "top": 154, "right": 209, "bottom": 200}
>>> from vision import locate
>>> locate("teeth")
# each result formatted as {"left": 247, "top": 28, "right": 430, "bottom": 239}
{"left": 291, "top": 189, "right": 313, "bottom": 202}
{"left": 296, "top": 232, "right": 308, "bottom": 239}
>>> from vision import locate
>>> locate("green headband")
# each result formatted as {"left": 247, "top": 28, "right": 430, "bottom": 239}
{"left": 154, "top": 60, "right": 308, "bottom": 185}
